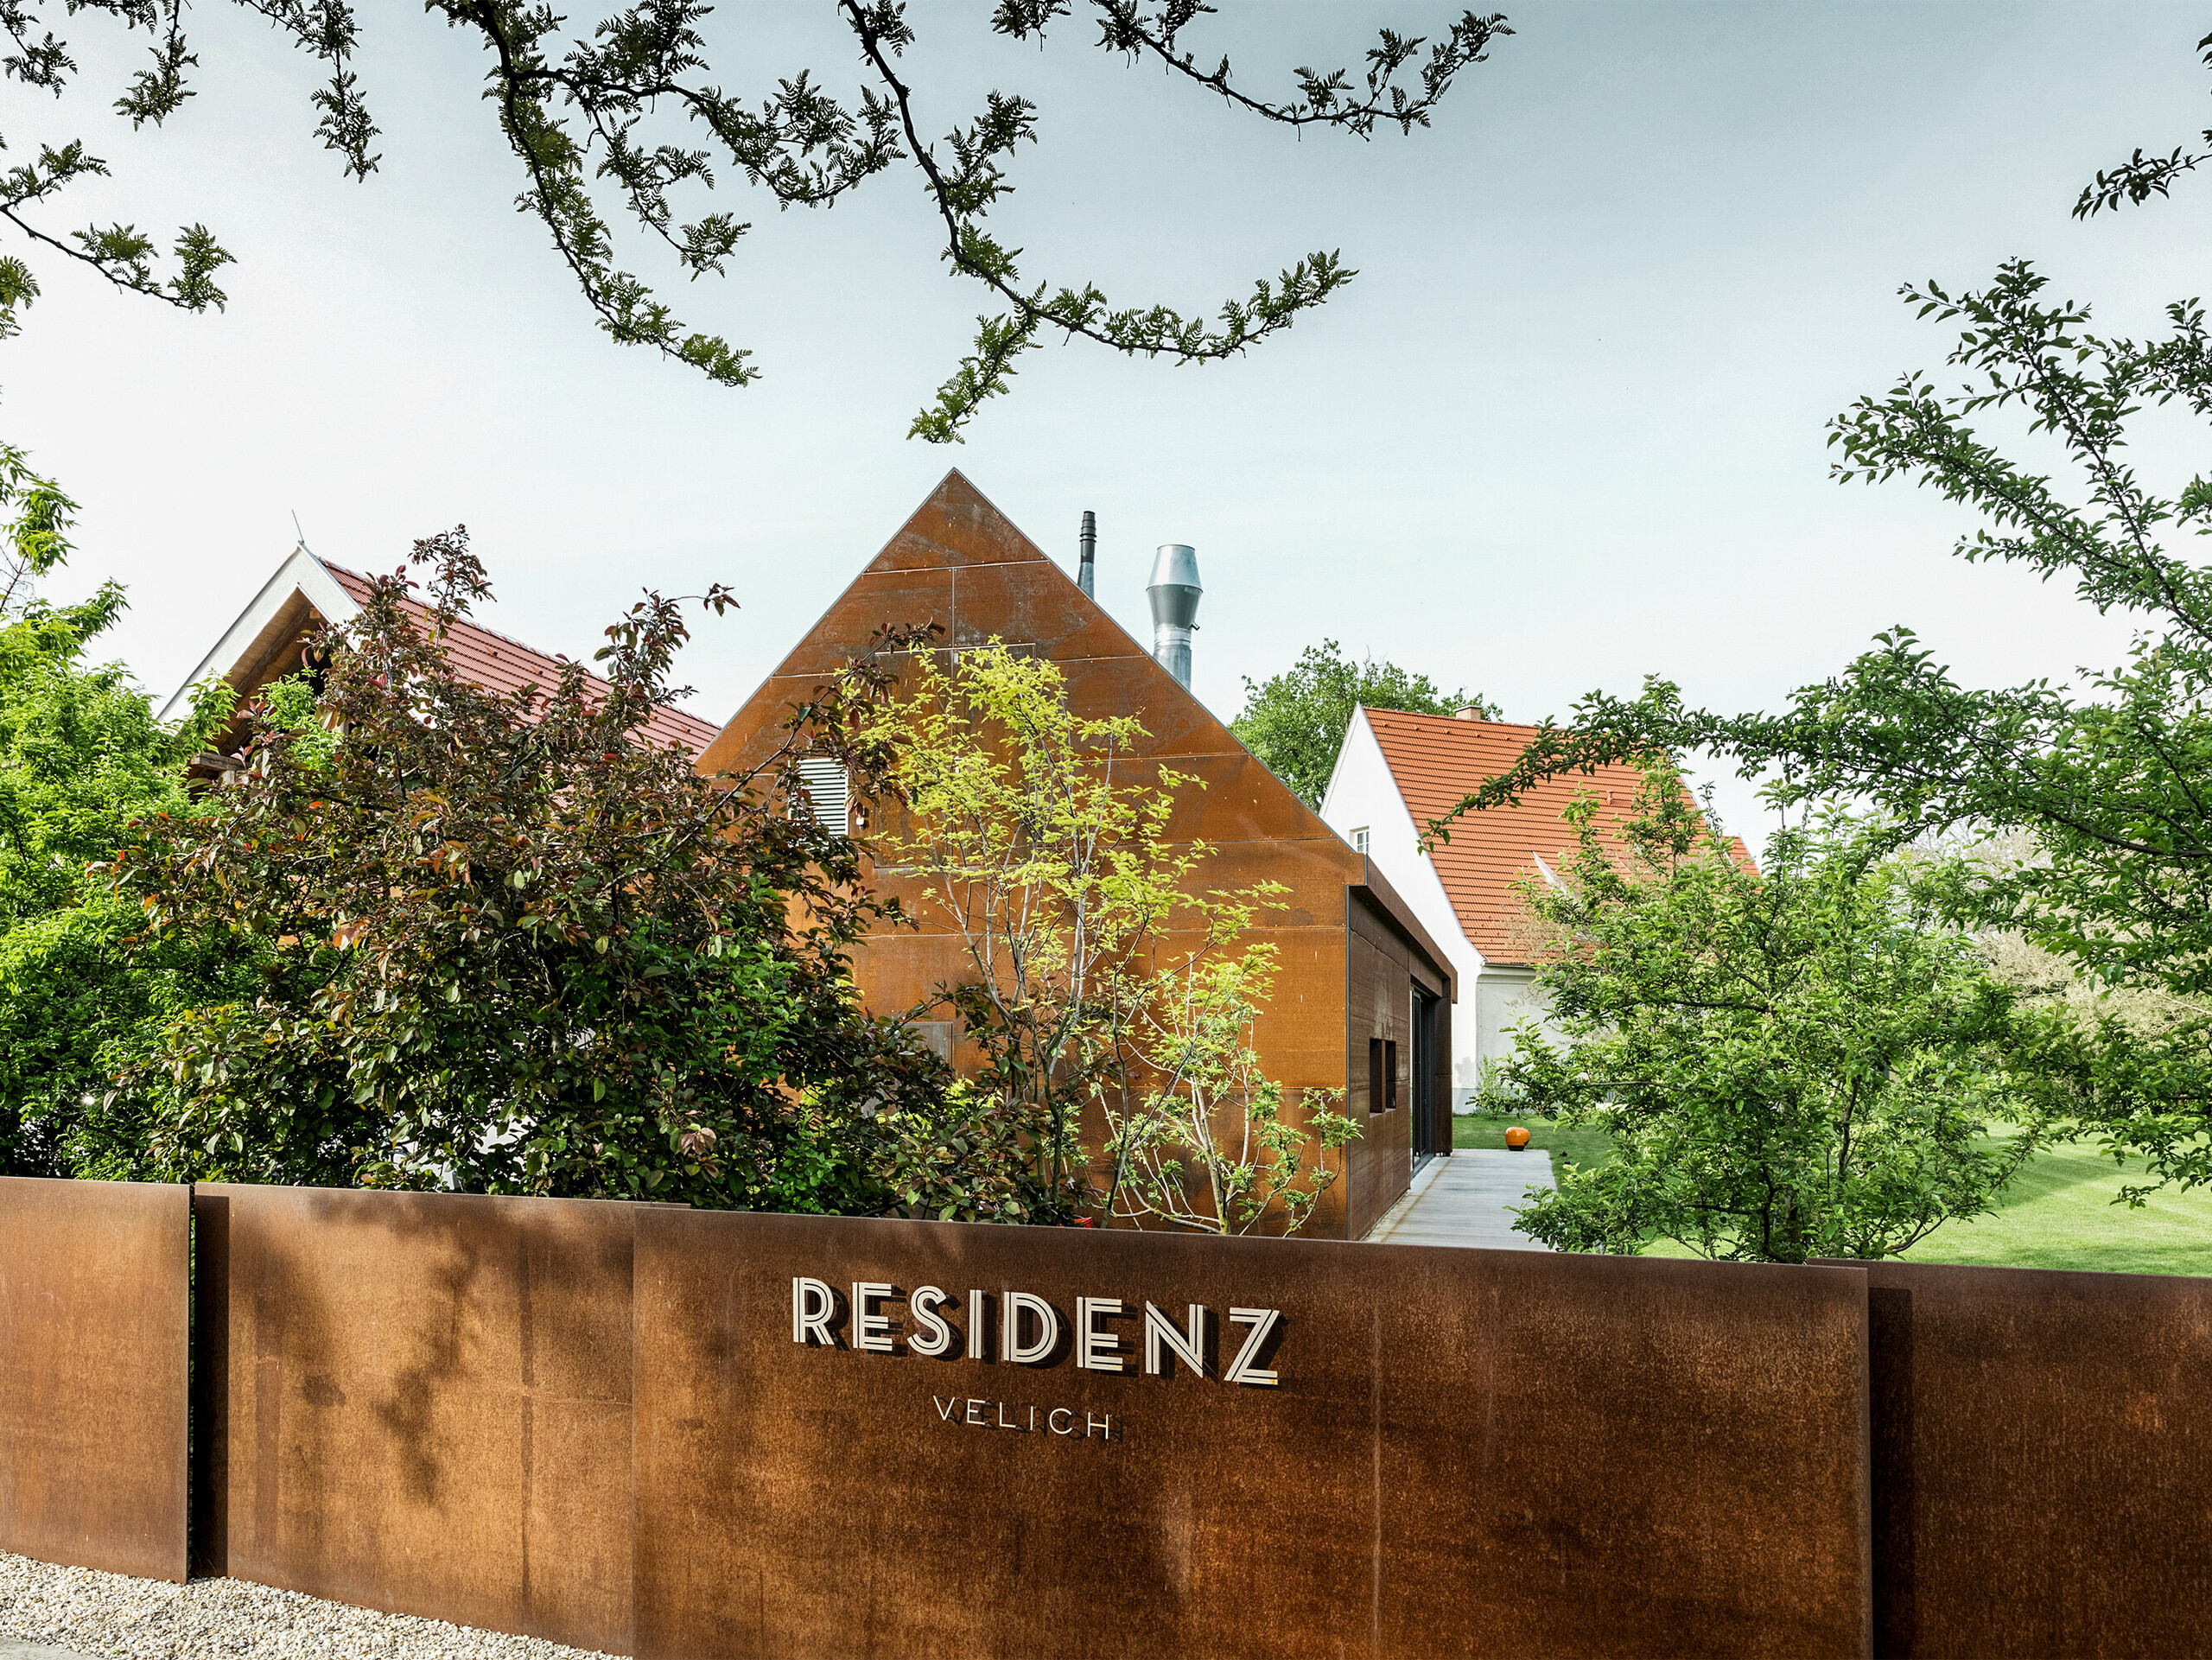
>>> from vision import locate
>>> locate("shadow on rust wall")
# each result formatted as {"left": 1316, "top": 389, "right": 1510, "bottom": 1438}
{"left": 191, "top": 1186, "right": 643, "bottom": 1653}
{"left": 635, "top": 1211, "right": 1874, "bottom": 1660}
{"left": 0, "top": 1178, "right": 189, "bottom": 1582}
{"left": 1821, "top": 1257, "right": 2212, "bottom": 1660}
{"left": 23, "top": 1179, "right": 2212, "bottom": 1660}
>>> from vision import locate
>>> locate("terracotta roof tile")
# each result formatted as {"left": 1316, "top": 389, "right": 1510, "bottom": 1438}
{"left": 1363, "top": 708, "right": 1751, "bottom": 964}
{"left": 325, "top": 563, "right": 721, "bottom": 756}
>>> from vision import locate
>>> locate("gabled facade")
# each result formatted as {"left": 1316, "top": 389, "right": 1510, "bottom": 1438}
{"left": 163, "top": 545, "right": 721, "bottom": 756}
{"left": 698, "top": 472, "right": 1457, "bottom": 1238}
{"left": 1320, "top": 707, "right": 1668, "bottom": 1107}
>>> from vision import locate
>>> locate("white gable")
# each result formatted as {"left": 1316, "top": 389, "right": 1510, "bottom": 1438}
{"left": 1322, "top": 709, "right": 1565, "bottom": 1103}
{"left": 158, "top": 546, "right": 359, "bottom": 724}
{"left": 1320, "top": 708, "right": 1484, "bottom": 984}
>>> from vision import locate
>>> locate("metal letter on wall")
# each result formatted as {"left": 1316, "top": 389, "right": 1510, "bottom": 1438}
{"left": 633, "top": 1212, "right": 1875, "bottom": 1660}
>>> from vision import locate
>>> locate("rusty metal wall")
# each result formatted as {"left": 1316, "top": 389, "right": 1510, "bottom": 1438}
{"left": 633, "top": 1211, "right": 1873, "bottom": 1660}
{"left": 1346, "top": 900, "right": 1416, "bottom": 1236}
{"left": 1836, "top": 1258, "right": 2212, "bottom": 1659}
{"left": 193, "top": 1185, "right": 640, "bottom": 1653}
{"left": 0, "top": 1177, "right": 189, "bottom": 1581}
{"left": 30, "top": 1173, "right": 2212, "bottom": 1658}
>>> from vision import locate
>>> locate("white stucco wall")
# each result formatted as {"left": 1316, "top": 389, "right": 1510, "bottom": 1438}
{"left": 1471, "top": 966, "right": 1567, "bottom": 1092}
{"left": 1319, "top": 711, "right": 1510, "bottom": 1109}
{"left": 1319, "top": 711, "right": 1575, "bottom": 1107}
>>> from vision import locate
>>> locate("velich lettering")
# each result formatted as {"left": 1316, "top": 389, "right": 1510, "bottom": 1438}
{"left": 931, "top": 1397, "right": 1116, "bottom": 1441}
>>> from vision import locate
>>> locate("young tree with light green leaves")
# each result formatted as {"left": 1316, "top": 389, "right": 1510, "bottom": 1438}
{"left": 872, "top": 640, "right": 1354, "bottom": 1232}
{"left": 1484, "top": 773, "right": 2037, "bottom": 1263}
{"left": 1105, "top": 942, "right": 1359, "bottom": 1235}
{"left": 1231, "top": 638, "right": 1495, "bottom": 806}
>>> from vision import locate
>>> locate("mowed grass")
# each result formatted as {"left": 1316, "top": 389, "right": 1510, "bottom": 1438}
{"left": 1452, "top": 1112, "right": 2212, "bottom": 1276}
{"left": 1906, "top": 1135, "right": 2212, "bottom": 1278}
{"left": 1452, "top": 1111, "right": 1614, "bottom": 1186}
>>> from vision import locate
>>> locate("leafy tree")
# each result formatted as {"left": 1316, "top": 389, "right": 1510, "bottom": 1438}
{"left": 0, "top": 443, "right": 240, "bottom": 1174}
{"left": 90, "top": 530, "right": 961, "bottom": 1210}
{"left": 1431, "top": 41, "right": 2212, "bottom": 1197}
{"left": 2, "top": 1, "right": 1510, "bottom": 439}
{"left": 1231, "top": 638, "right": 1495, "bottom": 806}
{"left": 1485, "top": 776, "right": 2034, "bottom": 1263}
{"left": 870, "top": 640, "right": 1355, "bottom": 1231}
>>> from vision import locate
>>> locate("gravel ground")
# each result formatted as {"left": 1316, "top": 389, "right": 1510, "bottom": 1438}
{"left": 0, "top": 1554, "right": 619, "bottom": 1660}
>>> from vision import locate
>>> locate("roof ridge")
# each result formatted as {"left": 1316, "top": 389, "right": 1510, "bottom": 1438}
{"left": 1362, "top": 705, "right": 1547, "bottom": 738}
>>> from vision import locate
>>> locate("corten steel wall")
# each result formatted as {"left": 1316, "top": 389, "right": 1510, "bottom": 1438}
{"left": 1344, "top": 890, "right": 1450, "bottom": 1235}
{"left": 694, "top": 471, "right": 1446, "bottom": 1239}
{"left": 193, "top": 1185, "right": 642, "bottom": 1652}
{"left": 633, "top": 1210, "right": 1873, "bottom": 1660}
{"left": 0, "top": 1178, "right": 189, "bottom": 1581}
{"left": 1829, "top": 1258, "right": 2212, "bottom": 1659}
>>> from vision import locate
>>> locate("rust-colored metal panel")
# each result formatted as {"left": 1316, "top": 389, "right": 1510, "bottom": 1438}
{"left": 1344, "top": 928, "right": 1414, "bottom": 1239}
{"left": 197, "top": 1185, "right": 639, "bottom": 1653}
{"left": 634, "top": 1212, "right": 1872, "bottom": 1660}
{"left": 1831, "top": 1258, "right": 2212, "bottom": 1659}
{"left": 861, "top": 470, "right": 1052, "bottom": 574}
{"left": 1355, "top": 867, "right": 1456, "bottom": 1002}
{"left": 942, "top": 555, "right": 1146, "bottom": 664}
{"left": 1158, "top": 836, "right": 1366, "bottom": 916}
{"left": 0, "top": 1177, "right": 188, "bottom": 1581}
{"left": 785, "top": 569, "right": 957, "bottom": 669}
{"left": 1095, "top": 752, "right": 1339, "bottom": 845}
{"left": 1052, "top": 653, "right": 1262, "bottom": 759}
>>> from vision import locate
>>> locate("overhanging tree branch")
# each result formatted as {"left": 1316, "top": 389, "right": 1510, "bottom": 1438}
{"left": 1, "top": 0, "right": 1510, "bottom": 437}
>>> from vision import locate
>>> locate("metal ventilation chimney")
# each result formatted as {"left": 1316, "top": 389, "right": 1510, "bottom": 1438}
{"left": 1077, "top": 510, "right": 1096, "bottom": 599}
{"left": 1147, "top": 544, "right": 1201, "bottom": 688}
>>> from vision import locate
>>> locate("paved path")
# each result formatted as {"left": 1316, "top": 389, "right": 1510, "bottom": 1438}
{"left": 0, "top": 1642, "right": 94, "bottom": 1659}
{"left": 1366, "top": 1148, "right": 1557, "bottom": 1250}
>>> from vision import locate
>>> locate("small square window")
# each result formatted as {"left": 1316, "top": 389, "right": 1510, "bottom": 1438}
{"left": 1351, "top": 826, "right": 1370, "bottom": 855}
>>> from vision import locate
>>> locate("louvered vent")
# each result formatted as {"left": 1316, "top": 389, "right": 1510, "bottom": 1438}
{"left": 796, "top": 755, "right": 849, "bottom": 831}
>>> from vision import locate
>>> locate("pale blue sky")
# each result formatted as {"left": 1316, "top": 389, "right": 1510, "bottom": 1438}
{"left": 8, "top": 2, "right": 2207, "bottom": 837}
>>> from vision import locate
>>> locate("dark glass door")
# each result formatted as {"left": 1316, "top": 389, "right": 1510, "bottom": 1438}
{"left": 1411, "top": 988, "right": 1440, "bottom": 1160}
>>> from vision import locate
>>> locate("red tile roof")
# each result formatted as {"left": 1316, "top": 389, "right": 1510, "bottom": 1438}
{"left": 1363, "top": 708, "right": 1751, "bottom": 964}
{"left": 324, "top": 563, "right": 721, "bottom": 756}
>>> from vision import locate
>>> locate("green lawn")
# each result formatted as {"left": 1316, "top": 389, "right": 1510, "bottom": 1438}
{"left": 1452, "top": 1111, "right": 1614, "bottom": 1184}
{"left": 1450, "top": 1112, "right": 2212, "bottom": 1276}
{"left": 1904, "top": 1136, "right": 2212, "bottom": 1278}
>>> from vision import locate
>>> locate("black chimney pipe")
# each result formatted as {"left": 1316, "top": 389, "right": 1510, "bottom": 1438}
{"left": 1077, "top": 510, "right": 1096, "bottom": 599}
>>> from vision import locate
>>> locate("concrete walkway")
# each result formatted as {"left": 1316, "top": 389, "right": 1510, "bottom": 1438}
{"left": 0, "top": 1642, "right": 94, "bottom": 1659}
{"left": 1366, "top": 1148, "right": 1557, "bottom": 1250}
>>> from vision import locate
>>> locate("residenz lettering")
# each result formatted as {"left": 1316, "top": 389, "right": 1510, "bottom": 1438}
{"left": 791, "top": 1278, "right": 1284, "bottom": 1441}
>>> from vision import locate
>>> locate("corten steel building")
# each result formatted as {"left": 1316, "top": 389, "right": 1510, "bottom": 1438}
{"left": 696, "top": 473, "right": 1457, "bottom": 1239}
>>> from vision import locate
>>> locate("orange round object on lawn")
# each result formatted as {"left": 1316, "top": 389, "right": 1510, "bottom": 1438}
{"left": 1504, "top": 1127, "right": 1531, "bottom": 1150}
